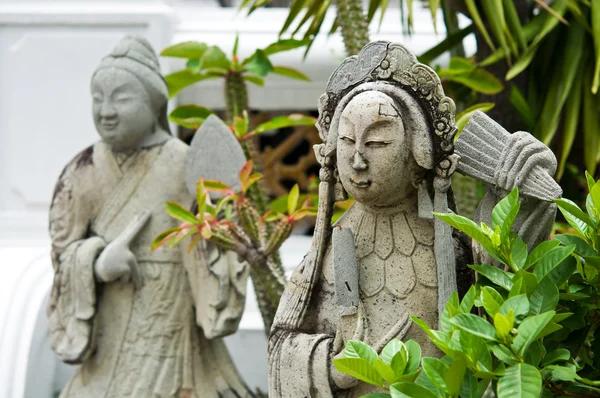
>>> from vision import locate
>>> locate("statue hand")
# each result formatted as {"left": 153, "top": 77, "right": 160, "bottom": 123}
{"left": 94, "top": 211, "right": 150, "bottom": 287}
{"left": 329, "top": 301, "right": 366, "bottom": 390}
{"left": 496, "top": 131, "right": 557, "bottom": 194}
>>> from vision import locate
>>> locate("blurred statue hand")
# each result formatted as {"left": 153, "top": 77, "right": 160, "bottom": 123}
{"left": 94, "top": 211, "right": 150, "bottom": 287}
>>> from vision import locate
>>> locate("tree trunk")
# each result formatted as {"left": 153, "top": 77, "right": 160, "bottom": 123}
{"left": 336, "top": 0, "right": 370, "bottom": 56}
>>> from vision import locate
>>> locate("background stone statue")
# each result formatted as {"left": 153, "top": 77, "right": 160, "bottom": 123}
{"left": 267, "top": 41, "right": 561, "bottom": 397}
{"left": 47, "top": 36, "right": 254, "bottom": 398}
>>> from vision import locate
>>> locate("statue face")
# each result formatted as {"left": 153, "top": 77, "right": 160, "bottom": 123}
{"left": 336, "top": 91, "right": 418, "bottom": 208}
{"left": 91, "top": 68, "right": 155, "bottom": 151}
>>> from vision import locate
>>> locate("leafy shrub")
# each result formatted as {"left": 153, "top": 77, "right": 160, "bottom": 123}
{"left": 334, "top": 175, "right": 600, "bottom": 397}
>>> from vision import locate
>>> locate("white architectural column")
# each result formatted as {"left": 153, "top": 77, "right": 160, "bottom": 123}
{"left": 0, "top": 0, "right": 176, "bottom": 243}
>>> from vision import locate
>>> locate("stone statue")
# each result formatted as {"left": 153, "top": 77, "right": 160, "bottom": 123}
{"left": 267, "top": 41, "right": 561, "bottom": 397}
{"left": 48, "top": 36, "right": 254, "bottom": 397}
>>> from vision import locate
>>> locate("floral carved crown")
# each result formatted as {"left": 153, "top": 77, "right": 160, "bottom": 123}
{"left": 315, "top": 41, "right": 458, "bottom": 178}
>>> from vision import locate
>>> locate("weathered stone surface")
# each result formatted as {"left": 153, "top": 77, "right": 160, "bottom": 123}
{"left": 48, "top": 35, "right": 253, "bottom": 398}
{"left": 268, "top": 40, "right": 560, "bottom": 397}
{"left": 185, "top": 114, "right": 247, "bottom": 197}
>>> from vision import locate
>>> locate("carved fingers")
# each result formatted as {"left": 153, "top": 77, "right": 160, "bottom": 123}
{"left": 94, "top": 244, "right": 136, "bottom": 283}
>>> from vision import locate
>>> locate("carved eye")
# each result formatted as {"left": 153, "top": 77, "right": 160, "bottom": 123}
{"left": 92, "top": 95, "right": 103, "bottom": 103}
{"left": 339, "top": 136, "right": 356, "bottom": 144}
{"left": 365, "top": 141, "right": 391, "bottom": 148}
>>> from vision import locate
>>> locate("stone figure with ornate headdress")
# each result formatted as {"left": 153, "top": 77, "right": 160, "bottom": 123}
{"left": 267, "top": 41, "right": 561, "bottom": 397}
{"left": 48, "top": 36, "right": 253, "bottom": 397}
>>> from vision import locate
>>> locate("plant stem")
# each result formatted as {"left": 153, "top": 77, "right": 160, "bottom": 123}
{"left": 224, "top": 70, "right": 285, "bottom": 327}
{"left": 335, "top": 0, "right": 370, "bottom": 56}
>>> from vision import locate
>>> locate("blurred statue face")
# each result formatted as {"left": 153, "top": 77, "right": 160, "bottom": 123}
{"left": 91, "top": 68, "right": 155, "bottom": 151}
{"left": 336, "top": 91, "right": 418, "bottom": 208}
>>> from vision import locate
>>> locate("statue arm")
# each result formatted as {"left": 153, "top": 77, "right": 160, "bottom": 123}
{"left": 182, "top": 239, "right": 249, "bottom": 339}
{"left": 267, "top": 256, "right": 338, "bottom": 398}
{"left": 48, "top": 162, "right": 105, "bottom": 364}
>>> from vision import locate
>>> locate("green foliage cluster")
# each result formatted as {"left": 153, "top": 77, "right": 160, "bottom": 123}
{"left": 334, "top": 176, "right": 600, "bottom": 397}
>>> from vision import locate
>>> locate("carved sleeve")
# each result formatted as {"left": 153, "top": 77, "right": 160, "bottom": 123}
{"left": 47, "top": 160, "right": 106, "bottom": 363}
{"left": 267, "top": 260, "right": 336, "bottom": 398}
{"left": 182, "top": 241, "right": 249, "bottom": 339}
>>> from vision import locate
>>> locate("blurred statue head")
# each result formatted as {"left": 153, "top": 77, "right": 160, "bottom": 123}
{"left": 91, "top": 36, "right": 170, "bottom": 151}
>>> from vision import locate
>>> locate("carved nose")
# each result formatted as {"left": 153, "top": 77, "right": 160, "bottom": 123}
{"left": 352, "top": 151, "right": 367, "bottom": 170}
{"left": 100, "top": 102, "right": 117, "bottom": 119}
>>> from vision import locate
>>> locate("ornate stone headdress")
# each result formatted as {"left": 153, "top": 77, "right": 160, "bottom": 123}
{"left": 276, "top": 41, "right": 459, "bottom": 329}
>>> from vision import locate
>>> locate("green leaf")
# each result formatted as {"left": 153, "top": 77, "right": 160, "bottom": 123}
{"left": 450, "top": 314, "right": 498, "bottom": 341}
{"left": 512, "top": 311, "right": 555, "bottom": 356}
{"left": 509, "top": 85, "right": 534, "bottom": 131}
{"left": 422, "top": 357, "right": 449, "bottom": 391}
{"left": 446, "top": 358, "right": 466, "bottom": 396}
{"left": 511, "top": 236, "right": 528, "bottom": 271}
{"left": 201, "top": 46, "right": 231, "bottom": 70}
{"left": 470, "top": 264, "right": 514, "bottom": 291}
{"left": 481, "top": 286, "right": 504, "bottom": 317}
{"left": 583, "top": 67, "right": 600, "bottom": 177}
{"left": 404, "top": 340, "right": 421, "bottom": 374}
{"left": 529, "top": 277, "right": 559, "bottom": 315}
{"left": 506, "top": 1, "right": 567, "bottom": 80}
{"left": 344, "top": 340, "right": 378, "bottom": 363}
{"left": 433, "top": 213, "right": 495, "bottom": 255}
{"left": 243, "top": 75, "right": 265, "bottom": 86}
{"left": 463, "top": 0, "right": 495, "bottom": 51}
{"left": 166, "top": 201, "right": 198, "bottom": 224}
{"left": 492, "top": 344, "right": 520, "bottom": 365}
{"left": 499, "top": 294, "right": 529, "bottom": 323}
{"left": 390, "top": 382, "right": 439, "bottom": 398}
{"left": 152, "top": 227, "right": 181, "bottom": 250}
{"left": 262, "top": 39, "right": 308, "bottom": 56}
{"left": 334, "top": 358, "right": 384, "bottom": 387}
{"left": 168, "top": 105, "right": 214, "bottom": 129}
{"left": 440, "top": 67, "right": 504, "bottom": 94}
{"left": 548, "top": 255, "right": 577, "bottom": 287}
{"left": 555, "top": 198, "right": 594, "bottom": 233}
{"left": 287, "top": 184, "right": 300, "bottom": 215}
{"left": 279, "top": 0, "right": 308, "bottom": 35}
{"left": 553, "top": 235, "right": 593, "bottom": 257}
{"left": 373, "top": 358, "right": 397, "bottom": 385}
{"left": 455, "top": 102, "right": 495, "bottom": 135}
{"left": 419, "top": 24, "right": 474, "bottom": 65}
{"left": 164, "top": 69, "right": 222, "bottom": 98}
{"left": 523, "top": 240, "right": 561, "bottom": 270}
{"left": 557, "top": 75, "right": 583, "bottom": 180}
{"left": 252, "top": 114, "right": 316, "bottom": 135}
{"left": 533, "top": 244, "right": 575, "bottom": 281}
{"left": 460, "top": 285, "right": 476, "bottom": 313}
{"left": 511, "top": 270, "right": 538, "bottom": 296}
{"left": 536, "top": 22, "right": 586, "bottom": 146}
{"left": 244, "top": 49, "right": 273, "bottom": 77}
{"left": 541, "top": 348, "right": 570, "bottom": 366}
{"left": 591, "top": 0, "right": 600, "bottom": 93}
{"left": 497, "top": 363, "right": 541, "bottom": 398}
{"left": 271, "top": 65, "right": 311, "bottom": 81}
{"left": 380, "top": 339, "right": 405, "bottom": 366}
{"left": 161, "top": 41, "right": 208, "bottom": 58}
{"left": 494, "top": 311, "right": 514, "bottom": 340}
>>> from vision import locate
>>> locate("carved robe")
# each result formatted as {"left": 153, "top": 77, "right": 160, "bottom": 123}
{"left": 48, "top": 139, "right": 253, "bottom": 398}
{"left": 269, "top": 200, "right": 443, "bottom": 398}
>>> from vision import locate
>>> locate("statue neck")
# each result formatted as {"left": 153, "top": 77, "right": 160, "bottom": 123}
{"left": 357, "top": 195, "right": 418, "bottom": 216}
